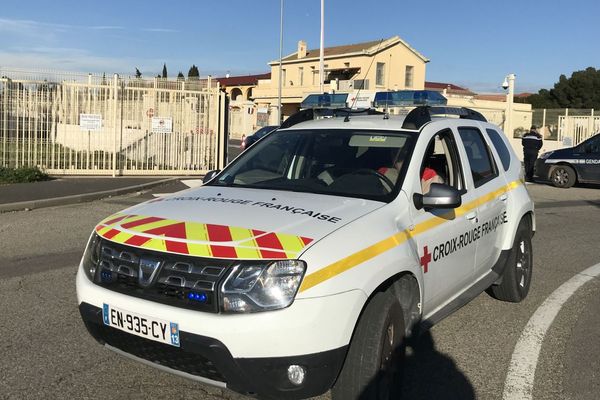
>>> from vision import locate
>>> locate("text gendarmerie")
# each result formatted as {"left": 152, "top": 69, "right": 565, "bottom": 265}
{"left": 161, "top": 196, "right": 342, "bottom": 223}
{"left": 432, "top": 210, "right": 509, "bottom": 262}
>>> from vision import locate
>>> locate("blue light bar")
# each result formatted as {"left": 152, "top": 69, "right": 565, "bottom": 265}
{"left": 300, "top": 93, "right": 349, "bottom": 109}
{"left": 373, "top": 90, "right": 447, "bottom": 107}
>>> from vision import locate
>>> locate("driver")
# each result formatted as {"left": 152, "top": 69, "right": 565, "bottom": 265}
{"left": 377, "top": 160, "right": 403, "bottom": 185}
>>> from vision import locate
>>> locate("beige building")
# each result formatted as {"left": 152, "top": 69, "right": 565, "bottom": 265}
{"left": 216, "top": 73, "right": 271, "bottom": 102}
{"left": 252, "top": 35, "right": 429, "bottom": 123}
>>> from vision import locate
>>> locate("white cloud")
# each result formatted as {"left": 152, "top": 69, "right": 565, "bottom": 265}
{"left": 90, "top": 25, "right": 125, "bottom": 30}
{"left": 141, "top": 28, "right": 179, "bottom": 33}
{"left": 0, "top": 47, "right": 160, "bottom": 76}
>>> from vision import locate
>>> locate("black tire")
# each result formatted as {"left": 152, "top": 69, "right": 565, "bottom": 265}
{"left": 550, "top": 165, "right": 576, "bottom": 188}
{"left": 331, "top": 289, "right": 405, "bottom": 400}
{"left": 488, "top": 218, "right": 533, "bottom": 302}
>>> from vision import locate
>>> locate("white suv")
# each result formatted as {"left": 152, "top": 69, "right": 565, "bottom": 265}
{"left": 77, "top": 99, "right": 535, "bottom": 400}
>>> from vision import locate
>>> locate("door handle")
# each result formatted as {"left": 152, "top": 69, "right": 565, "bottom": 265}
{"left": 499, "top": 193, "right": 508, "bottom": 202}
{"left": 466, "top": 211, "right": 478, "bottom": 221}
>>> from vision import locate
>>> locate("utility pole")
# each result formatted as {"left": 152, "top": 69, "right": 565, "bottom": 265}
{"left": 504, "top": 73, "right": 515, "bottom": 137}
{"left": 319, "top": 0, "right": 325, "bottom": 93}
{"left": 277, "top": 0, "right": 284, "bottom": 124}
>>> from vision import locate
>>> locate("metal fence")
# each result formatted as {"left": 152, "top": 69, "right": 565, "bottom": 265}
{"left": 532, "top": 108, "right": 598, "bottom": 146}
{"left": 0, "top": 68, "right": 227, "bottom": 175}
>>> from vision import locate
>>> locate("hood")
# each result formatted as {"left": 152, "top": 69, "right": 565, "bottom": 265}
{"left": 547, "top": 147, "right": 574, "bottom": 158}
{"left": 94, "top": 186, "right": 385, "bottom": 260}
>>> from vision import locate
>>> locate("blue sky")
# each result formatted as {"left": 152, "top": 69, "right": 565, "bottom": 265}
{"left": 1, "top": 0, "right": 598, "bottom": 93}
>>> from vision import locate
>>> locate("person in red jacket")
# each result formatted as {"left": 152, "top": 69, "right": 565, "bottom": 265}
{"left": 421, "top": 165, "right": 443, "bottom": 194}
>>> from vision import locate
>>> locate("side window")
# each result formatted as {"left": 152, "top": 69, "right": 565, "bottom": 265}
{"left": 587, "top": 136, "right": 600, "bottom": 153}
{"left": 486, "top": 128, "right": 511, "bottom": 171}
{"left": 420, "top": 130, "right": 465, "bottom": 194}
{"left": 458, "top": 127, "right": 499, "bottom": 188}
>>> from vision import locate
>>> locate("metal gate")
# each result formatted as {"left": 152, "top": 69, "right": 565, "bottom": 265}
{"left": 558, "top": 113, "right": 600, "bottom": 146}
{"left": 0, "top": 69, "right": 227, "bottom": 175}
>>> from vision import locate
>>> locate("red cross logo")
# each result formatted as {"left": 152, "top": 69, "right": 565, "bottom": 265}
{"left": 420, "top": 246, "right": 432, "bottom": 273}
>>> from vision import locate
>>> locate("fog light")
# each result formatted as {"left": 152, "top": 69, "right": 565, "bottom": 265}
{"left": 287, "top": 365, "right": 306, "bottom": 386}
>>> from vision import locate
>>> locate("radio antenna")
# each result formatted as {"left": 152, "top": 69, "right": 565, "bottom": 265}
{"left": 350, "top": 38, "right": 385, "bottom": 110}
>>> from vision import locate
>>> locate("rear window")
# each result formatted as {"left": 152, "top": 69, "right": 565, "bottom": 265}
{"left": 486, "top": 128, "right": 511, "bottom": 171}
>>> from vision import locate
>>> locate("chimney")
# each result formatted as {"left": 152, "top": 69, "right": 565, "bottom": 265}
{"left": 297, "top": 40, "right": 307, "bottom": 59}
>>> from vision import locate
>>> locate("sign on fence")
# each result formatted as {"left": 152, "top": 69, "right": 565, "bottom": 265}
{"left": 151, "top": 117, "right": 173, "bottom": 133}
{"left": 80, "top": 114, "right": 103, "bottom": 131}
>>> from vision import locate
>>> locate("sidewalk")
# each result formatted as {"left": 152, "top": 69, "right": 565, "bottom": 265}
{"left": 0, "top": 176, "right": 181, "bottom": 212}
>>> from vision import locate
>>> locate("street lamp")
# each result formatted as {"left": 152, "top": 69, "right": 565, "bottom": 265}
{"left": 503, "top": 73, "right": 515, "bottom": 136}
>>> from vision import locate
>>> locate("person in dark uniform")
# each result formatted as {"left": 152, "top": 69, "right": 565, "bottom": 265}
{"left": 522, "top": 125, "right": 543, "bottom": 182}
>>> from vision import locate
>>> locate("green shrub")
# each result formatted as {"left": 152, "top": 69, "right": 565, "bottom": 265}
{"left": 0, "top": 166, "right": 50, "bottom": 184}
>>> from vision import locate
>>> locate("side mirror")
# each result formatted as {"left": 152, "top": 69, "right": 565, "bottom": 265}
{"left": 413, "top": 183, "right": 462, "bottom": 210}
{"left": 202, "top": 169, "right": 220, "bottom": 184}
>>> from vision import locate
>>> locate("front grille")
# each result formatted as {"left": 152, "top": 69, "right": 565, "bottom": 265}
{"left": 90, "top": 322, "right": 226, "bottom": 382}
{"left": 92, "top": 238, "right": 236, "bottom": 313}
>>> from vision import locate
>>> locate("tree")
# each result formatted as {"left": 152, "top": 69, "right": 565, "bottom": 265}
{"left": 135, "top": 68, "right": 142, "bottom": 79}
{"left": 162, "top": 63, "right": 168, "bottom": 79}
{"left": 188, "top": 64, "right": 200, "bottom": 80}
{"left": 525, "top": 67, "right": 600, "bottom": 109}
{"left": 177, "top": 71, "right": 185, "bottom": 80}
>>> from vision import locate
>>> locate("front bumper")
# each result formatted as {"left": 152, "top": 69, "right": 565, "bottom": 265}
{"left": 534, "top": 159, "right": 551, "bottom": 179}
{"left": 79, "top": 302, "right": 346, "bottom": 399}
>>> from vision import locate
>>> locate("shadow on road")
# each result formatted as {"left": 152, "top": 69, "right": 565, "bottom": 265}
{"left": 401, "top": 331, "right": 475, "bottom": 399}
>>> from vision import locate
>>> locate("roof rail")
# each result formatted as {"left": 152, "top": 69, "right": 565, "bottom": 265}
{"left": 280, "top": 108, "right": 384, "bottom": 129}
{"left": 401, "top": 106, "right": 487, "bottom": 130}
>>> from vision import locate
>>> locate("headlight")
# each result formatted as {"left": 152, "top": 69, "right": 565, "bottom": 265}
{"left": 539, "top": 151, "right": 554, "bottom": 159}
{"left": 220, "top": 260, "right": 306, "bottom": 313}
{"left": 81, "top": 232, "right": 102, "bottom": 281}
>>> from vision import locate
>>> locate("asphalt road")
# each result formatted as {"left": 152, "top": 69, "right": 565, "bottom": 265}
{"left": 1, "top": 182, "right": 599, "bottom": 400}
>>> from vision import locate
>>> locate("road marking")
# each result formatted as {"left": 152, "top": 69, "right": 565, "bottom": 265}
{"left": 502, "top": 262, "right": 600, "bottom": 400}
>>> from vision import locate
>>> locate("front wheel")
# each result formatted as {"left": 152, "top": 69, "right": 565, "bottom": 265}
{"left": 488, "top": 218, "right": 533, "bottom": 302}
{"left": 550, "top": 165, "right": 576, "bottom": 188}
{"left": 331, "top": 289, "right": 405, "bottom": 400}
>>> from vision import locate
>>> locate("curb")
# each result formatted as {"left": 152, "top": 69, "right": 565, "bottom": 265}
{"left": 0, "top": 177, "right": 178, "bottom": 213}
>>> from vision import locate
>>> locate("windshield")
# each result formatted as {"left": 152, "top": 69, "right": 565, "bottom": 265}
{"left": 253, "top": 125, "right": 278, "bottom": 138}
{"left": 212, "top": 129, "right": 416, "bottom": 201}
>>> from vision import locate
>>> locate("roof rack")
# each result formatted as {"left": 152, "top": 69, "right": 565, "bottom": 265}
{"left": 401, "top": 106, "right": 487, "bottom": 130}
{"left": 280, "top": 108, "right": 384, "bottom": 129}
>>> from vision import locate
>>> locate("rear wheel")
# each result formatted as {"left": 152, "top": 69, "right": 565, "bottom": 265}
{"left": 550, "top": 165, "right": 576, "bottom": 188}
{"left": 332, "top": 289, "right": 405, "bottom": 400}
{"left": 488, "top": 218, "right": 533, "bottom": 302}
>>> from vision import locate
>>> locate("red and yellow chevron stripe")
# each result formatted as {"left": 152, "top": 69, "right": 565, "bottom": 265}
{"left": 95, "top": 213, "right": 313, "bottom": 260}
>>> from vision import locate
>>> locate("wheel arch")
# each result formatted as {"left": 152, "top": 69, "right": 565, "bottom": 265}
{"left": 361, "top": 271, "right": 422, "bottom": 338}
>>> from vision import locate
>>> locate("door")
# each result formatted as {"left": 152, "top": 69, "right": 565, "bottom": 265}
{"left": 410, "top": 128, "right": 478, "bottom": 313}
{"left": 457, "top": 127, "right": 508, "bottom": 278}
{"left": 576, "top": 135, "right": 600, "bottom": 182}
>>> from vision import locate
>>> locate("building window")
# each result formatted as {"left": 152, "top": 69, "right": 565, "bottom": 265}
{"left": 354, "top": 79, "right": 369, "bottom": 90}
{"left": 376, "top": 62, "right": 385, "bottom": 86}
{"left": 282, "top": 69, "right": 286, "bottom": 87}
{"left": 299, "top": 67, "right": 304, "bottom": 86}
{"left": 311, "top": 67, "right": 316, "bottom": 85}
{"left": 405, "top": 65, "right": 414, "bottom": 88}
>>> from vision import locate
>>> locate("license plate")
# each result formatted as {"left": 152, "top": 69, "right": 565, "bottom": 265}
{"left": 102, "top": 303, "right": 180, "bottom": 347}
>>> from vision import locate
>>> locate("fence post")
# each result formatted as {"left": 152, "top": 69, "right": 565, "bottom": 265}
{"left": 218, "top": 90, "right": 226, "bottom": 169}
{"left": 589, "top": 109, "right": 595, "bottom": 137}
{"left": 112, "top": 73, "right": 118, "bottom": 177}
{"left": 542, "top": 108, "right": 546, "bottom": 131}
{"left": 1, "top": 77, "right": 7, "bottom": 167}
